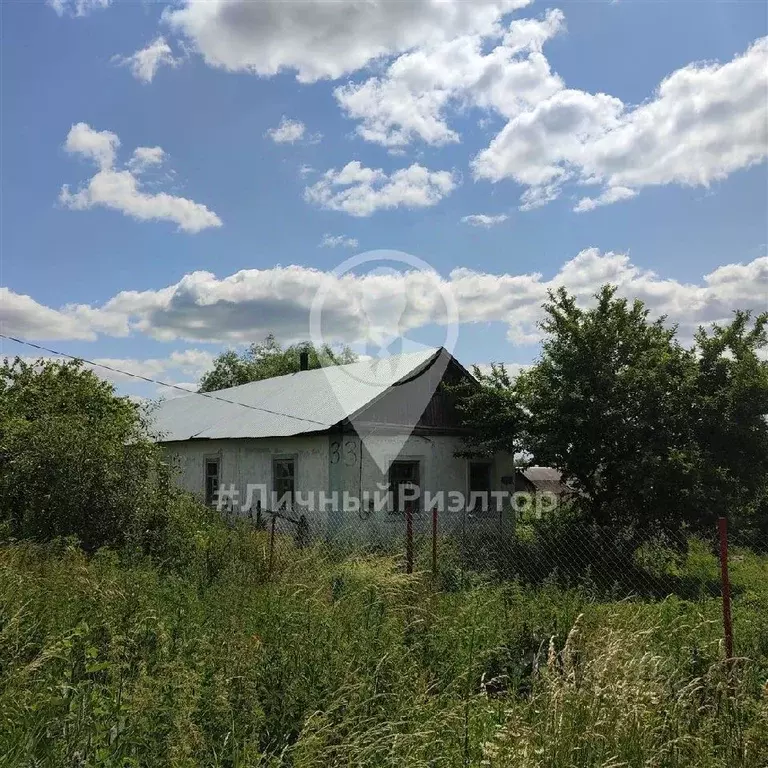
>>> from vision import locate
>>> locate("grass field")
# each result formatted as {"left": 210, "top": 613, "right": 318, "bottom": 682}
{"left": 0, "top": 528, "right": 766, "bottom": 767}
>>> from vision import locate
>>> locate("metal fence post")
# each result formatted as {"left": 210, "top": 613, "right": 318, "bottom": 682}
{"left": 268, "top": 514, "right": 277, "bottom": 579}
{"left": 405, "top": 500, "right": 414, "bottom": 574}
{"left": 432, "top": 506, "right": 438, "bottom": 583}
{"left": 718, "top": 517, "right": 734, "bottom": 660}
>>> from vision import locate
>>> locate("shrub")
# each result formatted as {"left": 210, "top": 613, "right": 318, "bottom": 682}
{"left": 0, "top": 357, "right": 186, "bottom": 553}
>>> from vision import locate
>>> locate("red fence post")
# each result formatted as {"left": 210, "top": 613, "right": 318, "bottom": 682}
{"left": 405, "top": 501, "right": 414, "bottom": 574}
{"left": 718, "top": 517, "right": 734, "bottom": 660}
{"left": 432, "top": 506, "right": 438, "bottom": 582}
{"left": 268, "top": 514, "right": 277, "bottom": 579}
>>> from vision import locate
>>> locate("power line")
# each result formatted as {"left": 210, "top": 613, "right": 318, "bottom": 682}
{"left": 0, "top": 333, "right": 330, "bottom": 427}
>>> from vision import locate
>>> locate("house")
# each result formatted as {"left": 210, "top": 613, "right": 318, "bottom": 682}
{"left": 514, "top": 466, "right": 574, "bottom": 509}
{"left": 151, "top": 347, "right": 516, "bottom": 543}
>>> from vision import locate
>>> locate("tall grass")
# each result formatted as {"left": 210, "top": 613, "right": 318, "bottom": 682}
{"left": 0, "top": 528, "right": 766, "bottom": 767}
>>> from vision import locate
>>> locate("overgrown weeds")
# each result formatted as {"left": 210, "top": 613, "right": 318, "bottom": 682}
{"left": 0, "top": 529, "right": 765, "bottom": 767}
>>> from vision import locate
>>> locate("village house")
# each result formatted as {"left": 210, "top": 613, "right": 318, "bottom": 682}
{"left": 151, "top": 347, "right": 517, "bottom": 543}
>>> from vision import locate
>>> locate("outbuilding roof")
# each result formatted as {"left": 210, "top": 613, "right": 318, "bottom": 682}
{"left": 151, "top": 347, "right": 446, "bottom": 442}
{"left": 516, "top": 466, "right": 572, "bottom": 495}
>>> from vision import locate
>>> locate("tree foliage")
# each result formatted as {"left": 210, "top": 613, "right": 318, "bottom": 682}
{"left": 452, "top": 363, "right": 526, "bottom": 458}
{"left": 0, "top": 358, "right": 196, "bottom": 553}
{"left": 198, "top": 334, "right": 358, "bottom": 392}
{"left": 456, "top": 285, "right": 768, "bottom": 535}
{"left": 692, "top": 311, "right": 768, "bottom": 536}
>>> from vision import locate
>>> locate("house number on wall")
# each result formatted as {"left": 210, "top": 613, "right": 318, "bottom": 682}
{"left": 330, "top": 439, "right": 358, "bottom": 467}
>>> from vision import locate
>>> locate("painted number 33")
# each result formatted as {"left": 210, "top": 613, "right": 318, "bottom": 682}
{"left": 330, "top": 440, "right": 358, "bottom": 466}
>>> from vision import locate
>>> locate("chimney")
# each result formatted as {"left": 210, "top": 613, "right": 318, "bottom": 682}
{"left": 299, "top": 350, "right": 309, "bottom": 371}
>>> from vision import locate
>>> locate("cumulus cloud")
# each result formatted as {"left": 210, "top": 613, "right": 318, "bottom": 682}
{"left": 164, "top": 0, "right": 532, "bottom": 83}
{"left": 320, "top": 234, "right": 359, "bottom": 248}
{"left": 113, "top": 37, "right": 182, "bottom": 83}
{"left": 1, "top": 350, "right": 214, "bottom": 392}
{"left": 304, "top": 161, "right": 457, "bottom": 216}
{"left": 322, "top": 2, "right": 766, "bottom": 211}
{"left": 335, "top": 9, "right": 565, "bottom": 148}
{"left": 59, "top": 123, "right": 222, "bottom": 233}
{"left": 265, "top": 117, "right": 320, "bottom": 144}
{"left": 0, "top": 287, "right": 98, "bottom": 341}
{"left": 472, "top": 36, "right": 768, "bottom": 209}
{"left": 128, "top": 146, "right": 166, "bottom": 173}
{"left": 461, "top": 213, "right": 508, "bottom": 227}
{"left": 574, "top": 186, "right": 637, "bottom": 213}
{"left": 6, "top": 251, "right": 764, "bottom": 351}
{"left": 48, "top": 0, "right": 109, "bottom": 16}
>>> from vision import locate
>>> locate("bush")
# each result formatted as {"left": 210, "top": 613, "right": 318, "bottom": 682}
{"left": 0, "top": 357, "right": 190, "bottom": 553}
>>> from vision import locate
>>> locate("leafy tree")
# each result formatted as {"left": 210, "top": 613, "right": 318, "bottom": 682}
{"left": 0, "top": 358, "right": 190, "bottom": 552}
{"left": 692, "top": 310, "right": 768, "bottom": 534}
{"left": 198, "top": 334, "right": 358, "bottom": 392}
{"left": 456, "top": 286, "right": 768, "bottom": 539}
{"left": 452, "top": 363, "right": 526, "bottom": 458}
{"left": 517, "top": 286, "right": 701, "bottom": 533}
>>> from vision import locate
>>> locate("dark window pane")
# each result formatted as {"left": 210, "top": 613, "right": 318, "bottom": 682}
{"left": 205, "top": 459, "right": 220, "bottom": 506}
{"left": 469, "top": 462, "right": 492, "bottom": 512}
{"left": 389, "top": 461, "right": 420, "bottom": 513}
{"left": 273, "top": 459, "right": 295, "bottom": 509}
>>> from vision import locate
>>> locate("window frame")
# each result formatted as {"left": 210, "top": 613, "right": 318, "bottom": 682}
{"left": 389, "top": 459, "right": 421, "bottom": 514}
{"left": 204, "top": 455, "right": 221, "bottom": 507}
{"left": 272, "top": 454, "right": 298, "bottom": 511}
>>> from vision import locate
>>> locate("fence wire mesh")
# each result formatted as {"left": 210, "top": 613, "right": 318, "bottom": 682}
{"left": 215, "top": 487, "right": 767, "bottom": 613}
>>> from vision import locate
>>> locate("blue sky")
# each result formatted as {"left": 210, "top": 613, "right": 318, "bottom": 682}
{"left": 1, "top": 0, "right": 766, "bottom": 397}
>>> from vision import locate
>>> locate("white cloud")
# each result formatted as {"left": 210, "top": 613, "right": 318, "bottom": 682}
{"left": 4, "top": 250, "right": 766, "bottom": 353}
{"left": 0, "top": 287, "right": 97, "bottom": 341}
{"left": 461, "top": 213, "right": 508, "bottom": 227}
{"left": 304, "top": 161, "right": 457, "bottom": 216}
{"left": 128, "top": 146, "right": 166, "bottom": 173}
{"left": 320, "top": 234, "right": 359, "bottom": 248}
{"left": 265, "top": 117, "right": 316, "bottom": 144}
{"left": 335, "top": 10, "right": 565, "bottom": 148}
{"left": 113, "top": 37, "right": 182, "bottom": 83}
{"left": 7, "top": 251, "right": 762, "bottom": 350}
{"left": 1, "top": 350, "right": 214, "bottom": 391}
{"left": 65, "top": 122, "right": 120, "bottom": 169}
{"left": 165, "top": 0, "right": 532, "bottom": 83}
{"left": 473, "top": 36, "right": 768, "bottom": 210}
{"left": 574, "top": 186, "right": 637, "bottom": 213}
{"left": 48, "top": 0, "right": 109, "bottom": 17}
{"left": 59, "top": 123, "right": 222, "bottom": 233}
{"left": 472, "top": 88, "right": 624, "bottom": 202}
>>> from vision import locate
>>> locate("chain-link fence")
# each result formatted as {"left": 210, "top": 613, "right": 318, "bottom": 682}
{"left": 215, "top": 484, "right": 767, "bottom": 659}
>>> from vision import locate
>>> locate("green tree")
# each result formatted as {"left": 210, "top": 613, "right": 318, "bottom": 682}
{"left": 692, "top": 310, "right": 768, "bottom": 535}
{"left": 518, "top": 286, "right": 701, "bottom": 532}
{"left": 452, "top": 363, "right": 526, "bottom": 458}
{"left": 0, "top": 358, "right": 188, "bottom": 552}
{"left": 198, "top": 334, "right": 358, "bottom": 392}
{"left": 456, "top": 286, "right": 768, "bottom": 538}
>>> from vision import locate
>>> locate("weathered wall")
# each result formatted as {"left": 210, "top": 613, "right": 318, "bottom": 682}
{"left": 162, "top": 430, "right": 516, "bottom": 545}
{"left": 163, "top": 435, "right": 329, "bottom": 532}
{"left": 328, "top": 432, "right": 515, "bottom": 544}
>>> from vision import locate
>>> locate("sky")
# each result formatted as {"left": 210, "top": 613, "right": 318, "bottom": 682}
{"left": 1, "top": 0, "right": 767, "bottom": 398}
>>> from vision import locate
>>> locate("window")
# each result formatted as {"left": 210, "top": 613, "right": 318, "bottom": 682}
{"left": 468, "top": 461, "right": 492, "bottom": 512}
{"left": 389, "top": 460, "right": 420, "bottom": 513}
{"left": 273, "top": 457, "right": 296, "bottom": 509}
{"left": 205, "top": 458, "right": 220, "bottom": 507}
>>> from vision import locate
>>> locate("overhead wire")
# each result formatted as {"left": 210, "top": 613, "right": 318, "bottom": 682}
{"left": 0, "top": 333, "right": 330, "bottom": 426}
